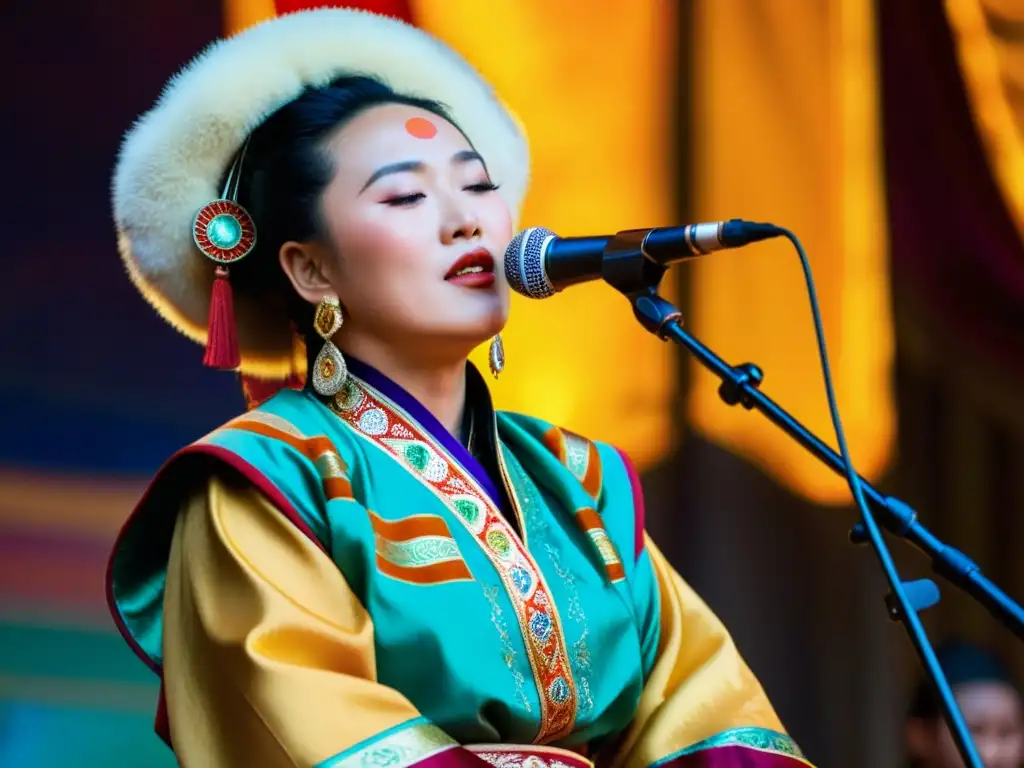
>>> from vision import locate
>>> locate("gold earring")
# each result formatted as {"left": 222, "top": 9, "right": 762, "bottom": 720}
{"left": 488, "top": 334, "right": 505, "bottom": 380}
{"left": 311, "top": 296, "right": 347, "bottom": 396}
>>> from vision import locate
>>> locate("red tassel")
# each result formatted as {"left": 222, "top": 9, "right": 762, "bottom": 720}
{"left": 203, "top": 266, "right": 241, "bottom": 370}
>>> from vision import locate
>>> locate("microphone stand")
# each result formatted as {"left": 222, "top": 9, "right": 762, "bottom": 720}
{"left": 598, "top": 231, "right": 1024, "bottom": 768}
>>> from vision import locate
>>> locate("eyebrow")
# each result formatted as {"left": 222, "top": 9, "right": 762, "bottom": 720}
{"left": 359, "top": 150, "right": 487, "bottom": 193}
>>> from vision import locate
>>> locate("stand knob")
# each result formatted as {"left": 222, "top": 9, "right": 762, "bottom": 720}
{"left": 718, "top": 363, "right": 764, "bottom": 408}
{"left": 885, "top": 579, "right": 941, "bottom": 621}
{"left": 850, "top": 522, "right": 868, "bottom": 545}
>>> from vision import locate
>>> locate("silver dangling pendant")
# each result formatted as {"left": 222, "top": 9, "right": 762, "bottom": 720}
{"left": 312, "top": 340, "right": 348, "bottom": 396}
{"left": 311, "top": 295, "right": 347, "bottom": 396}
{"left": 488, "top": 334, "right": 505, "bottom": 380}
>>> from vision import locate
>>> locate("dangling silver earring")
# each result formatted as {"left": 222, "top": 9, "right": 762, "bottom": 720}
{"left": 311, "top": 296, "right": 347, "bottom": 396}
{"left": 488, "top": 334, "right": 505, "bottom": 380}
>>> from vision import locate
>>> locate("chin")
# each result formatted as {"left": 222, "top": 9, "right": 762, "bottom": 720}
{"left": 462, "top": 301, "right": 507, "bottom": 335}
{"left": 444, "top": 313, "right": 506, "bottom": 350}
{"left": 481, "top": 307, "right": 508, "bottom": 338}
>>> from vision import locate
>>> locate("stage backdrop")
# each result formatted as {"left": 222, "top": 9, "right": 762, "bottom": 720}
{"left": 12, "top": 1, "right": 1005, "bottom": 766}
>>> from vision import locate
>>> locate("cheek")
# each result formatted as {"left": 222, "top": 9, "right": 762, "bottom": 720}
{"left": 332, "top": 209, "right": 436, "bottom": 282}
{"left": 483, "top": 195, "right": 514, "bottom": 244}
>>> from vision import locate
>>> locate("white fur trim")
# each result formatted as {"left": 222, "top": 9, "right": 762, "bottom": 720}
{"left": 113, "top": 9, "right": 529, "bottom": 376}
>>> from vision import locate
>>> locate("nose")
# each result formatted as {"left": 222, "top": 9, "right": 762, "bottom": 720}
{"left": 441, "top": 200, "right": 482, "bottom": 244}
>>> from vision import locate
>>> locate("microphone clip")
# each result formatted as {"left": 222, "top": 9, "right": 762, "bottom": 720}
{"left": 600, "top": 229, "right": 670, "bottom": 297}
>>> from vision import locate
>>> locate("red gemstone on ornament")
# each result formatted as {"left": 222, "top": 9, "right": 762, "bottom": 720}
{"left": 193, "top": 199, "right": 257, "bottom": 264}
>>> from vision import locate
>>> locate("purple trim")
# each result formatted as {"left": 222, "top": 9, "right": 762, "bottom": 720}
{"left": 345, "top": 356, "right": 507, "bottom": 511}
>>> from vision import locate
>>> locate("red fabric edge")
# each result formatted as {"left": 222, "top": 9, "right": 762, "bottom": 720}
{"left": 274, "top": 0, "right": 414, "bottom": 22}
{"left": 388, "top": 746, "right": 492, "bottom": 768}
{"left": 154, "top": 687, "right": 171, "bottom": 747}
{"left": 615, "top": 447, "right": 646, "bottom": 562}
{"left": 656, "top": 745, "right": 810, "bottom": 767}
{"left": 104, "top": 442, "right": 327, "bottom": 748}
{"left": 318, "top": 743, "right": 496, "bottom": 768}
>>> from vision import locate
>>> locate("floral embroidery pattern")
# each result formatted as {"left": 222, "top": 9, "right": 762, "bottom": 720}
{"left": 501, "top": 449, "right": 595, "bottom": 718}
{"left": 483, "top": 584, "right": 531, "bottom": 712}
{"left": 316, "top": 717, "right": 456, "bottom": 768}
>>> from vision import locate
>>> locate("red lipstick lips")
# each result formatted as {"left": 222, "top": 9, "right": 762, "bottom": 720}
{"left": 444, "top": 248, "right": 496, "bottom": 289}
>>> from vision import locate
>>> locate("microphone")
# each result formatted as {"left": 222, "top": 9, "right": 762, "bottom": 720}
{"left": 504, "top": 219, "right": 781, "bottom": 299}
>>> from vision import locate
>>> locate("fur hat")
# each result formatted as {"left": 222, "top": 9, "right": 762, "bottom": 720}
{"left": 113, "top": 9, "right": 529, "bottom": 377}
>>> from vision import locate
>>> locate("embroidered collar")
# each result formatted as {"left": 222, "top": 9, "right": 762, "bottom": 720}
{"left": 329, "top": 355, "right": 509, "bottom": 515}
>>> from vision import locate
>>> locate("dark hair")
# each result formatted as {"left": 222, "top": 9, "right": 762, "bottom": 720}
{"left": 908, "top": 641, "right": 1018, "bottom": 720}
{"left": 228, "top": 75, "right": 456, "bottom": 339}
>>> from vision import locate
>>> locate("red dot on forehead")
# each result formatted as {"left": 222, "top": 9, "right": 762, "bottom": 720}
{"left": 405, "top": 116, "right": 438, "bottom": 139}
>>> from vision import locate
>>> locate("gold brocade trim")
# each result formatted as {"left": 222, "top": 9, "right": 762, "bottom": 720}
{"left": 330, "top": 377, "right": 579, "bottom": 743}
{"left": 315, "top": 717, "right": 456, "bottom": 768}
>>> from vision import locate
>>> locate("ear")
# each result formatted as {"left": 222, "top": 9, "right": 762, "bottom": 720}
{"left": 279, "top": 240, "right": 335, "bottom": 305}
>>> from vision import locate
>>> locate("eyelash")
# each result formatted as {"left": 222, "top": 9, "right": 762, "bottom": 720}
{"left": 383, "top": 182, "right": 501, "bottom": 207}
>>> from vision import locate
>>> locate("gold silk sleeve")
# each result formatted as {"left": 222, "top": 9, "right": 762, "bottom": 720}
{"left": 614, "top": 535, "right": 788, "bottom": 768}
{"left": 162, "top": 475, "right": 422, "bottom": 767}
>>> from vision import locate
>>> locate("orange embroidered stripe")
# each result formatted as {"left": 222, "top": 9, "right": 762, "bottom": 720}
{"left": 574, "top": 507, "right": 605, "bottom": 533}
{"left": 574, "top": 508, "right": 625, "bottom": 583}
{"left": 543, "top": 428, "right": 602, "bottom": 500}
{"left": 369, "top": 512, "right": 472, "bottom": 586}
{"left": 223, "top": 416, "right": 353, "bottom": 500}
{"left": 375, "top": 556, "right": 473, "bottom": 585}
{"left": 229, "top": 419, "right": 335, "bottom": 458}
{"left": 323, "top": 477, "right": 352, "bottom": 499}
{"left": 369, "top": 511, "right": 455, "bottom": 541}
{"left": 602, "top": 557, "right": 625, "bottom": 583}
{"left": 542, "top": 427, "right": 568, "bottom": 464}
{"left": 331, "top": 378, "right": 578, "bottom": 743}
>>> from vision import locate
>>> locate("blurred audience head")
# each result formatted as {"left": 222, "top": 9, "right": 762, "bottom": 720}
{"left": 905, "top": 641, "right": 1023, "bottom": 768}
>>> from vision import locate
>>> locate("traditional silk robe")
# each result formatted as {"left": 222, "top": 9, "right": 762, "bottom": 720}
{"left": 106, "top": 358, "right": 812, "bottom": 767}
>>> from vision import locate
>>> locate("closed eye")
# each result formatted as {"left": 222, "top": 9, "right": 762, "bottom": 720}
{"left": 465, "top": 182, "right": 500, "bottom": 193}
{"left": 383, "top": 193, "right": 426, "bottom": 207}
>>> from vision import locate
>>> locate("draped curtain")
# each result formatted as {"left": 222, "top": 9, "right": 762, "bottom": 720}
{"left": 946, "top": 0, "right": 1024, "bottom": 250}
{"left": 687, "top": 0, "right": 895, "bottom": 505}
{"left": 882, "top": 0, "right": 1024, "bottom": 685}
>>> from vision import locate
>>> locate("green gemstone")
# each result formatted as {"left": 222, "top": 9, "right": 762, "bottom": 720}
{"left": 207, "top": 214, "right": 242, "bottom": 249}
{"left": 486, "top": 529, "right": 511, "bottom": 555}
{"left": 454, "top": 499, "right": 479, "bottom": 524}
{"left": 404, "top": 444, "right": 430, "bottom": 472}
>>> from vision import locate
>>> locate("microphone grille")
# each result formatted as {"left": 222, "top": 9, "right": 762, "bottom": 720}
{"left": 504, "top": 227, "right": 557, "bottom": 299}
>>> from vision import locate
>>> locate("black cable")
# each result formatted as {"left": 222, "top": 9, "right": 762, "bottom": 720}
{"left": 777, "top": 227, "right": 982, "bottom": 768}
